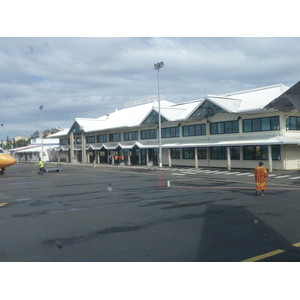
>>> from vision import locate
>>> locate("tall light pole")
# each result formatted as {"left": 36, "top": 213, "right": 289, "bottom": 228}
{"left": 39, "top": 105, "right": 44, "bottom": 160}
{"left": 1, "top": 124, "right": 3, "bottom": 149}
{"left": 153, "top": 62, "right": 164, "bottom": 168}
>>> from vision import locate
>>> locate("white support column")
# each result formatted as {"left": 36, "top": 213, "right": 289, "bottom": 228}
{"left": 81, "top": 133, "right": 86, "bottom": 164}
{"left": 268, "top": 145, "right": 273, "bottom": 173}
{"left": 168, "top": 148, "right": 172, "bottom": 167}
{"left": 70, "top": 132, "right": 74, "bottom": 163}
{"left": 206, "top": 147, "right": 210, "bottom": 168}
{"left": 227, "top": 146, "right": 231, "bottom": 170}
{"left": 195, "top": 147, "right": 198, "bottom": 168}
{"left": 146, "top": 149, "right": 149, "bottom": 165}
{"left": 128, "top": 150, "right": 131, "bottom": 165}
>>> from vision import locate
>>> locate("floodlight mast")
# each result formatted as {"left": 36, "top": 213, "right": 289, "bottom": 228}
{"left": 39, "top": 105, "right": 44, "bottom": 160}
{"left": 153, "top": 62, "right": 164, "bottom": 168}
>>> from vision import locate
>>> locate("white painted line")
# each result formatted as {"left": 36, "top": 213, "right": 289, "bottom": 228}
{"left": 236, "top": 173, "right": 251, "bottom": 176}
{"left": 181, "top": 172, "right": 198, "bottom": 174}
{"left": 171, "top": 173, "right": 187, "bottom": 176}
{"left": 274, "top": 175, "right": 292, "bottom": 178}
{"left": 214, "top": 171, "right": 231, "bottom": 174}
{"left": 289, "top": 176, "right": 300, "bottom": 179}
{"left": 224, "top": 172, "right": 241, "bottom": 175}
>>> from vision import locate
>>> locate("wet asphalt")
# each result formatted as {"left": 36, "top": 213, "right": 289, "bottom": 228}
{"left": 1, "top": 162, "right": 300, "bottom": 262}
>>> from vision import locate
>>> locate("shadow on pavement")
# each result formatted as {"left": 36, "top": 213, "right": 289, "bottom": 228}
{"left": 196, "top": 204, "right": 300, "bottom": 262}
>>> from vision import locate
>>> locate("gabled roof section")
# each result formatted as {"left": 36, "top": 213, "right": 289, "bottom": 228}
{"left": 168, "top": 100, "right": 203, "bottom": 121}
{"left": 141, "top": 109, "right": 168, "bottom": 125}
{"left": 84, "top": 100, "right": 175, "bottom": 132}
{"left": 204, "top": 96, "right": 241, "bottom": 113}
{"left": 223, "top": 84, "right": 289, "bottom": 112}
{"left": 68, "top": 120, "right": 84, "bottom": 134}
{"left": 188, "top": 99, "right": 228, "bottom": 119}
{"left": 264, "top": 81, "right": 300, "bottom": 112}
{"left": 47, "top": 128, "right": 69, "bottom": 138}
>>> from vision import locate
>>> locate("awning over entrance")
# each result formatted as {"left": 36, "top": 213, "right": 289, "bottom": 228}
{"left": 162, "top": 136, "right": 300, "bottom": 148}
{"left": 265, "top": 81, "right": 300, "bottom": 112}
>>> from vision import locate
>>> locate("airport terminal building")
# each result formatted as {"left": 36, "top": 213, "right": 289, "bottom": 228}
{"left": 49, "top": 81, "right": 300, "bottom": 171}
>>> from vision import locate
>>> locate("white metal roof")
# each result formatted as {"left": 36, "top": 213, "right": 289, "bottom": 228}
{"left": 47, "top": 82, "right": 295, "bottom": 138}
{"left": 222, "top": 84, "right": 289, "bottom": 112}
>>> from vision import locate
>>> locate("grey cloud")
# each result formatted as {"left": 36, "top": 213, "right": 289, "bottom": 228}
{"left": 1, "top": 37, "right": 300, "bottom": 139}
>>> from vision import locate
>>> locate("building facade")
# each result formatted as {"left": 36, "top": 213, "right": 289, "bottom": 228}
{"left": 49, "top": 81, "right": 300, "bottom": 171}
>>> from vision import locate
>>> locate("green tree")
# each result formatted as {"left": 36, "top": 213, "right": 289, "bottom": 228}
{"left": 30, "top": 131, "right": 40, "bottom": 139}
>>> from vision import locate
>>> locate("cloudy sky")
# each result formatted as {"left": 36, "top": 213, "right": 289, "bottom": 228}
{"left": 1, "top": 2, "right": 300, "bottom": 141}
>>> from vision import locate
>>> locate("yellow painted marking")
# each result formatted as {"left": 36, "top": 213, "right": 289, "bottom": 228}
{"left": 0, "top": 203, "right": 7, "bottom": 207}
{"left": 292, "top": 242, "right": 300, "bottom": 247}
{"left": 241, "top": 249, "right": 285, "bottom": 262}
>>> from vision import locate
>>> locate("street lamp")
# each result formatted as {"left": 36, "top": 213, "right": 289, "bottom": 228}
{"left": 153, "top": 62, "right": 164, "bottom": 168}
{"left": 39, "top": 105, "right": 44, "bottom": 160}
{"left": 1, "top": 124, "right": 3, "bottom": 149}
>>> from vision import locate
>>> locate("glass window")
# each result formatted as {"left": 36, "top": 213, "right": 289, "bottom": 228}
{"left": 183, "top": 148, "right": 195, "bottom": 159}
{"left": 271, "top": 117, "right": 280, "bottom": 130}
{"left": 60, "top": 139, "right": 68, "bottom": 145}
{"left": 244, "top": 146, "right": 254, "bottom": 160}
{"left": 225, "top": 122, "right": 232, "bottom": 133}
{"left": 183, "top": 124, "right": 206, "bottom": 136}
{"left": 189, "top": 126, "right": 195, "bottom": 136}
{"left": 272, "top": 145, "right": 281, "bottom": 160}
{"left": 165, "top": 128, "right": 171, "bottom": 138}
{"left": 210, "top": 121, "right": 239, "bottom": 134}
{"left": 286, "top": 116, "right": 300, "bottom": 130}
{"left": 97, "top": 134, "right": 107, "bottom": 143}
{"left": 124, "top": 131, "right": 138, "bottom": 141}
{"left": 243, "top": 145, "right": 280, "bottom": 160}
{"left": 183, "top": 126, "right": 189, "bottom": 136}
{"left": 230, "top": 146, "right": 240, "bottom": 160}
{"left": 210, "top": 123, "right": 217, "bottom": 135}
{"left": 296, "top": 118, "right": 300, "bottom": 130}
{"left": 261, "top": 118, "right": 270, "bottom": 131}
{"left": 210, "top": 147, "right": 226, "bottom": 159}
{"left": 217, "top": 123, "right": 224, "bottom": 134}
{"left": 75, "top": 137, "right": 82, "bottom": 144}
{"left": 243, "top": 116, "right": 279, "bottom": 132}
{"left": 243, "top": 119, "right": 251, "bottom": 132}
{"left": 291, "top": 117, "right": 297, "bottom": 130}
{"left": 171, "top": 148, "right": 180, "bottom": 159}
{"left": 141, "top": 129, "right": 157, "bottom": 139}
{"left": 252, "top": 119, "right": 261, "bottom": 131}
{"left": 162, "top": 127, "right": 179, "bottom": 138}
{"left": 232, "top": 121, "right": 239, "bottom": 133}
{"left": 86, "top": 136, "right": 95, "bottom": 143}
{"left": 197, "top": 147, "right": 207, "bottom": 159}
{"left": 109, "top": 133, "right": 121, "bottom": 142}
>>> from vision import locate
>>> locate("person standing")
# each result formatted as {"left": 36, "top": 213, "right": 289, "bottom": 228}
{"left": 38, "top": 157, "right": 44, "bottom": 175}
{"left": 254, "top": 161, "right": 269, "bottom": 196}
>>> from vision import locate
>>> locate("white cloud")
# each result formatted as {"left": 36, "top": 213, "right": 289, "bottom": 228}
{"left": 1, "top": 37, "right": 300, "bottom": 139}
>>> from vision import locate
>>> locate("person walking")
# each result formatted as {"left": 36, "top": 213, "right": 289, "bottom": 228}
{"left": 254, "top": 161, "right": 269, "bottom": 196}
{"left": 38, "top": 157, "right": 44, "bottom": 175}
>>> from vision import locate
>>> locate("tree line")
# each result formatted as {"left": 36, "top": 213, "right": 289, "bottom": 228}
{"left": 1, "top": 128, "right": 62, "bottom": 149}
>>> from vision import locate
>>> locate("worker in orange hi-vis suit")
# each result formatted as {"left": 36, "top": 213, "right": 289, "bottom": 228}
{"left": 254, "top": 161, "right": 269, "bottom": 197}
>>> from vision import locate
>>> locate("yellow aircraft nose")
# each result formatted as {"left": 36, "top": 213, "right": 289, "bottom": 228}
{"left": 1, "top": 154, "right": 17, "bottom": 167}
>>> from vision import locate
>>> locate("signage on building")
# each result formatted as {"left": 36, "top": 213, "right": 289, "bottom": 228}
{"left": 124, "top": 95, "right": 163, "bottom": 108}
